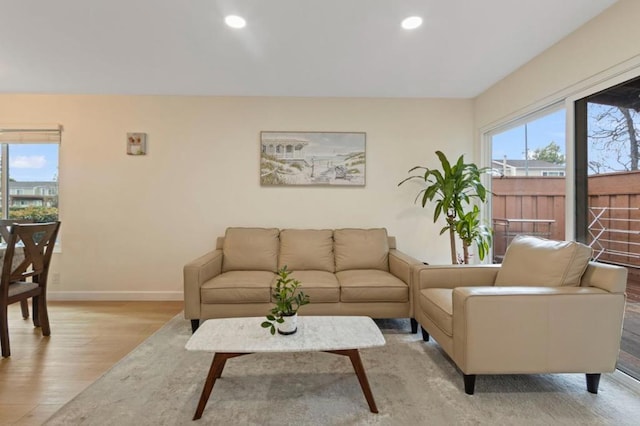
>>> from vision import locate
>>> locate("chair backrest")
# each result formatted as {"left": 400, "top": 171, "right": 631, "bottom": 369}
{"left": 0, "top": 219, "right": 34, "bottom": 245}
{"left": 1, "top": 222, "right": 60, "bottom": 286}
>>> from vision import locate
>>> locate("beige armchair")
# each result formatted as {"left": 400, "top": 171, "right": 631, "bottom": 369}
{"left": 413, "top": 235, "right": 627, "bottom": 394}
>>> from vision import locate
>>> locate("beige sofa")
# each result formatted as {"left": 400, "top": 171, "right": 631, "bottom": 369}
{"left": 413, "top": 235, "right": 627, "bottom": 395}
{"left": 184, "top": 227, "right": 422, "bottom": 332}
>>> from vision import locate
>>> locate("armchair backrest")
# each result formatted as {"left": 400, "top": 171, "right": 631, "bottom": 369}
{"left": 494, "top": 235, "right": 593, "bottom": 287}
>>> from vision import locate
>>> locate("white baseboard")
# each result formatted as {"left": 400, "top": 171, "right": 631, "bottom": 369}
{"left": 48, "top": 291, "right": 183, "bottom": 301}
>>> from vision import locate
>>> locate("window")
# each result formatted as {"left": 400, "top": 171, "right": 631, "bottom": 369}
{"left": 489, "top": 107, "right": 566, "bottom": 262}
{"left": 0, "top": 126, "right": 60, "bottom": 222}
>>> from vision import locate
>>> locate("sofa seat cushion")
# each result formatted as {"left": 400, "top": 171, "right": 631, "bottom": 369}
{"left": 286, "top": 270, "right": 340, "bottom": 303}
{"left": 495, "top": 235, "right": 593, "bottom": 287}
{"left": 202, "top": 271, "right": 275, "bottom": 303}
{"left": 278, "top": 229, "right": 335, "bottom": 272}
{"left": 222, "top": 227, "right": 280, "bottom": 272}
{"left": 337, "top": 270, "right": 408, "bottom": 303}
{"left": 419, "top": 288, "right": 453, "bottom": 337}
{"left": 334, "top": 228, "right": 389, "bottom": 272}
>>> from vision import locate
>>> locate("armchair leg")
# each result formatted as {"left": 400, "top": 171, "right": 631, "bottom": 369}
{"left": 191, "top": 319, "right": 200, "bottom": 333}
{"left": 420, "top": 327, "right": 430, "bottom": 342}
{"left": 463, "top": 374, "right": 476, "bottom": 395}
{"left": 586, "top": 373, "right": 601, "bottom": 394}
{"left": 410, "top": 318, "right": 418, "bottom": 334}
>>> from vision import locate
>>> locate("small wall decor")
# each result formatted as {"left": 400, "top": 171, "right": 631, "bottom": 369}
{"left": 260, "top": 131, "right": 366, "bottom": 186}
{"left": 127, "top": 132, "right": 147, "bottom": 155}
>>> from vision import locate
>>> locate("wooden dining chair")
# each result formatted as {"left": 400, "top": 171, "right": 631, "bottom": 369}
{"left": 0, "top": 221, "right": 60, "bottom": 357}
{"left": 0, "top": 219, "right": 35, "bottom": 319}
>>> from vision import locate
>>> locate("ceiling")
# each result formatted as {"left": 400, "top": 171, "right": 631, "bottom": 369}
{"left": 0, "top": 0, "right": 618, "bottom": 98}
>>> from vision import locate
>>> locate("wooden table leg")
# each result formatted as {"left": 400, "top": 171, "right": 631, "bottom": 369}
{"left": 193, "top": 352, "right": 247, "bottom": 420}
{"left": 326, "top": 349, "right": 378, "bottom": 413}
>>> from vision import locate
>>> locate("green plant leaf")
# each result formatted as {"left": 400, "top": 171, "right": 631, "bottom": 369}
{"left": 261, "top": 321, "right": 272, "bottom": 328}
{"left": 399, "top": 150, "right": 491, "bottom": 265}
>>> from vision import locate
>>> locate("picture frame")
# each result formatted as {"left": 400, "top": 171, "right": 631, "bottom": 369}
{"left": 260, "top": 131, "right": 366, "bottom": 186}
{"left": 127, "top": 132, "right": 147, "bottom": 155}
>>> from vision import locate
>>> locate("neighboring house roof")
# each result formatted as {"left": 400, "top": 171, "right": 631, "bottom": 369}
{"left": 492, "top": 159, "right": 565, "bottom": 169}
{"left": 10, "top": 181, "right": 57, "bottom": 189}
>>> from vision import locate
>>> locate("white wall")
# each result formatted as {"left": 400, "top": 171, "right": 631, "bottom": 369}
{"left": 0, "top": 95, "right": 474, "bottom": 298}
{"left": 475, "top": 0, "right": 640, "bottom": 130}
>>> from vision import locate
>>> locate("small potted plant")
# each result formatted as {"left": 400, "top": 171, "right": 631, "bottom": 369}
{"left": 261, "top": 266, "right": 310, "bottom": 335}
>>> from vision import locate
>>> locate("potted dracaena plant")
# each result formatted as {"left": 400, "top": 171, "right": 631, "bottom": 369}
{"left": 398, "top": 150, "right": 492, "bottom": 264}
{"left": 261, "top": 266, "right": 310, "bottom": 335}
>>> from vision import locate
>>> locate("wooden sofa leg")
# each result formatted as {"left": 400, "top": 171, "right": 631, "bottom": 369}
{"left": 410, "top": 318, "right": 418, "bottom": 334}
{"left": 191, "top": 319, "right": 200, "bottom": 333}
{"left": 420, "top": 327, "right": 430, "bottom": 342}
{"left": 463, "top": 374, "right": 476, "bottom": 395}
{"left": 586, "top": 373, "right": 601, "bottom": 394}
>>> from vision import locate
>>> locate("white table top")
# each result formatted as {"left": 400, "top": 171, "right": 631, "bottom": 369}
{"left": 185, "top": 316, "right": 385, "bottom": 353}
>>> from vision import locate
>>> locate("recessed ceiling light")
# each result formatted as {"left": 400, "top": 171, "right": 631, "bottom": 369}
{"left": 401, "top": 16, "right": 422, "bottom": 30}
{"left": 225, "top": 15, "right": 246, "bottom": 29}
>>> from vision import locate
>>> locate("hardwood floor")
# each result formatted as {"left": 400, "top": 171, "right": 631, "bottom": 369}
{"left": 0, "top": 301, "right": 183, "bottom": 425}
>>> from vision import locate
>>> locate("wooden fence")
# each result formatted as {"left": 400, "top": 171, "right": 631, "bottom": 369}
{"left": 491, "top": 170, "right": 640, "bottom": 267}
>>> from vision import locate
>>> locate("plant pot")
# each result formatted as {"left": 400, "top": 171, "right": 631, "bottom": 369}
{"left": 277, "top": 313, "right": 298, "bottom": 335}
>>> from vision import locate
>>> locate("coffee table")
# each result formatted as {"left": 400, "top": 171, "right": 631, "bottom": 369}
{"left": 185, "top": 316, "right": 385, "bottom": 420}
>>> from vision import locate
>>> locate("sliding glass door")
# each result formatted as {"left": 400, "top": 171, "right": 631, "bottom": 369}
{"left": 575, "top": 75, "right": 640, "bottom": 380}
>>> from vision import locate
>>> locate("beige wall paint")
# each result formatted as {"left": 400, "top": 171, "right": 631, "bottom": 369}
{"left": 0, "top": 95, "right": 474, "bottom": 298}
{"left": 475, "top": 0, "right": 640, "bottom": 130}
{"left": 474, "top": 0, "right": 640, "bottom": 243}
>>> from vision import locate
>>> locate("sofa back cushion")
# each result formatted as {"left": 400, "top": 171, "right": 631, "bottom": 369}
{"left": 278, "top": 229, "right": 335, "bottom": 272}
{"left": 334, "top": 228, "right": 389, "bottom": 272}
{"left": 222, "top": 227, "right": 280, "bottom": 272}
{"left": 495, "top": 235, "right": 593, "bottom": 287}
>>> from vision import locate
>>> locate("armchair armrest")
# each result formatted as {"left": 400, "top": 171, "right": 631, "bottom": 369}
{"left": 413, "top": 264, "right": 500, "bottom": 291}
{"left": 183, "top": 249, "right": 223, "bottom": 319}
{"left": 451, "top": 286, "right": 626, "bottom": 374}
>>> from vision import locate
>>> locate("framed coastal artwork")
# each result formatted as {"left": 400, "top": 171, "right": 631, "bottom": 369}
{"left": 260, "top": 131, "right": 366, "bottom": 186}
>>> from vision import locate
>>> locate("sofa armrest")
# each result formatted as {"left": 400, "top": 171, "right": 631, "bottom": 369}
{"left": 183, "top": 249, "right": 223, "bottom": 319}
{"left": 389, "top": 249, "right": 423, "bottom": 317}
{"left": 389, "top": 249, "right": 422, "bottom": 285}
{"left": 451, "top": 286, "right": 626, "bottom": 374}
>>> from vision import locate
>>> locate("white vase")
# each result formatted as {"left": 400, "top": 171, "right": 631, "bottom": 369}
{"left": 277, "top": 313, "right": 298, "bottom": 335}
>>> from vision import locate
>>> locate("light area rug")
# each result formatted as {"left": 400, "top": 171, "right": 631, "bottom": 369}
{"left": 45, "top": 315, "right": 640, "bottom": 426}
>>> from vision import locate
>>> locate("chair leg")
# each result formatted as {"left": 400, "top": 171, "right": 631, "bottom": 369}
{"left": 463, "top": 374, "right": 476, "bottom": 395}
{"left": 37, "top": 295, "right": 51, "bottom": 336}
{"left": 32, "top": 296, "right": 40, "bottom": 327}
{"left": 421, "top": 326, "right": 430, "bottom": 342}
{"left": 1, "top": 306, "right": 10, "bottom": 357}
{"left": 586, "top": 373, "right": 601, "bottom": 394}
{"left": 20, "top": 300, "right": 29, "bottom": 319}
{"left": 410, "top": 318, "right": 418, "bottom": 334}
